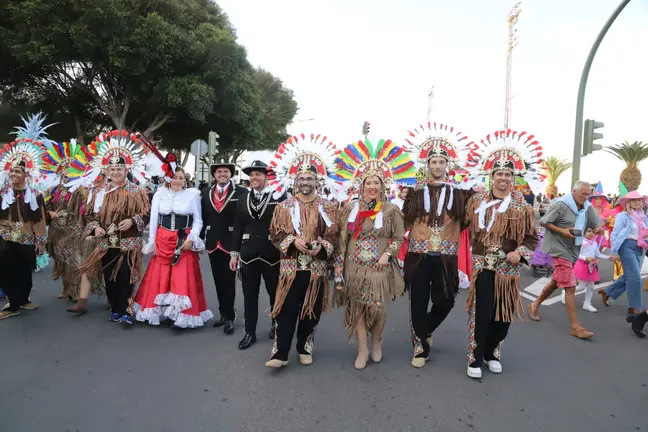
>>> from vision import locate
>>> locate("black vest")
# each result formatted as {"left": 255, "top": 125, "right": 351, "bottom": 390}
{"left": 200, "top": 182, "right": 247, "bottom": 252}
{"left": 231, "top": 190, "right": 286, "bottom": 263}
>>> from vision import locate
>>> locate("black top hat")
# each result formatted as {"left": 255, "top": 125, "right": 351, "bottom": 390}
{"left": 242, "top": 160, "right": 269, "bottom": 176}
{"left": 210, "top": 159, "right": 236, "bottom": 177}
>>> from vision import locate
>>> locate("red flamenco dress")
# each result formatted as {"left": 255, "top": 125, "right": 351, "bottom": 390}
{"left": 133, "top": 187, "right": 213, "bottom": 328}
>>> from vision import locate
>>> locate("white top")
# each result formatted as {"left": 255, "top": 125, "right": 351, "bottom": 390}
{"left": 628, "top": 220, "right": 639, "bottom": 240}
{"left": 391, "top": 197, "right": 404, "bottom": 210}
{"left": 144, "top": 187, "right": 204, "bottom": 254}
{"left": 578, "top": 238, "right": 610, "bottom": 261}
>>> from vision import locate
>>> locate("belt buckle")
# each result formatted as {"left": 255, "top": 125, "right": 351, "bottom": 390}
{"left": 428, "top": 226, "right": 442, "bottom": 252}
{"left": 483, "top": 246, "right": 501, "bottom": 271}
{"left": 297, "top": 253, "right": 313, "bottom": 270}
{"left": 9, "top": 221, "right": 23, "bottom": 242}
{"left": 107, "top": 223, "right": 120, "bottom": 248}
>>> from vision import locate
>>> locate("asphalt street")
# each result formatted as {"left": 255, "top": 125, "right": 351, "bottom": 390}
{"left": 1, "top": 255, "right": 647, "bottom": 432}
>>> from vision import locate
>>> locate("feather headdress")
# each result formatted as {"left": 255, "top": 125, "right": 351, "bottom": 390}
{"left": 332, "top": 138, "right": 416, "bottom": 193}
{"left": 466, "top": 128, "right": 546, "bottom": 194}
{"left": 10, "top": 112, "right": 58, "bottom": 149}
{"left": 268, "top": 133, "right": 346, "bottom": 200}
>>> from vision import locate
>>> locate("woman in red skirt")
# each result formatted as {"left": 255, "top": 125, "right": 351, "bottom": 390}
{"left": 134, "top": 164, "right": 213, "bottom": 328}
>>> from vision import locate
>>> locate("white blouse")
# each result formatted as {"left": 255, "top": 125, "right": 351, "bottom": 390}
{"left": 144, "top": 187, "right": 204, "bottom": 254}
{"left": 578, "top": 238, "right": 609, "bottom": 261}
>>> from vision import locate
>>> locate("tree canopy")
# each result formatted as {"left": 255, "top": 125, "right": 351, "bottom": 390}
{"left": 0, "top": 0, "right": 298, "bottom": 155}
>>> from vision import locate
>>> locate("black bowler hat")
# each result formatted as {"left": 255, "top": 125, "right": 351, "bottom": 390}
{"left": 210, "top": 159, "right": 235, "bottom": 177}
{"left": 242, "top": 160, "right": 269, "bottom": 176}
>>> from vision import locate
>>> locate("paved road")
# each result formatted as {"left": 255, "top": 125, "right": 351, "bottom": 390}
{"left": 2, "top": 256, "right": 647, "bottom": 432}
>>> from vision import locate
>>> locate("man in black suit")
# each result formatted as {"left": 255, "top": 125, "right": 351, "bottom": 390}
{"left": 201, "top": 160, "right": 247, "bottom": 334}
{"left": 230, "top": 161, "right": 286, "bottom": 349}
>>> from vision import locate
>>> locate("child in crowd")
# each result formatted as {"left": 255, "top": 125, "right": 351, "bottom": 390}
{"left": 562, "top": 228, "right": 613, "bottom": 312}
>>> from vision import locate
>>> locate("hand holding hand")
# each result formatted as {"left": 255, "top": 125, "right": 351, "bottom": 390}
{"left": 180, "top": 238, "right": 193, "bottom": 252}
{"left": 229, "top": 256, "right": 238, "bottom": 272}
{"left": 118, "top": 219, "right": 133, "bottom": 231}
{"left": 294, "top": 238, "right": 310, "bottom": 254}
{"left": 506, "top": 251, "right": 521, "bottom": 265}
{"left": 308, "top": 242, "right": 322, "bottom": 257}
{"left": 378, "top": 252, "right": 390, "bottom": 266}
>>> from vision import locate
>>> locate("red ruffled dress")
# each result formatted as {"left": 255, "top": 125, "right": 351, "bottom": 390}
{"left": 133, "top": 187, "right": 213, "bottom": 328}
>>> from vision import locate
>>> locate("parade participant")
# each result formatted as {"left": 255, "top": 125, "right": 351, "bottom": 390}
{"left": 201, "top": 159, "right": 246, "bottom": 334}
{"left": 65, "top": 169, "right": 107, "bottom": 315}
{"left": 332, "top": 138, "right": 415, "bottom": 369}
{"left": 464, "top": 129, "right": 543, "bottom": 379}
{"left": 401, "top": 122, "right": 474, "bottom": 368}
{"left": 589, "top": 182, "right": 613, "bottom": 248}
{"left": 264, "top": 133, "right": 344, "bottom": 368}
{"left": 77, "top": 130, "right": 151, "bottom": 324}
{"left": 0, "top": 131, "right": 51, "bottom": 319}
{"left": 528, "top": 181, "right": 604, "bottom": 339}
{"left": 42, "top": 139, "right": 95, "bottom": 303}
{"left": 134, "top": 154, "right": 212, "bottom": 328}
{"left": 600, "top": 190, "right": 648, "bottom": 315}
{"left": 230, "top": 160, "right": 285, "bottom": 349}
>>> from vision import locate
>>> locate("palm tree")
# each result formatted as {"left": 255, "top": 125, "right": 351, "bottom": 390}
{"left": 604, "top": 141, "right": 648, "bottom": 191}
{"left": 541, "top": 156, "right": 572, "bottom": 198}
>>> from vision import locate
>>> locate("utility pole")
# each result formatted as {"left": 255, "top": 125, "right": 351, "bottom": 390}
{"left": 503, "top": 2, "right": 521, "bottom": 129}
{"left": 427, "top": 86, "right": 435, "bottom": 123}
{"left": 571, "top": 0, "right": 632, "bottom": 188}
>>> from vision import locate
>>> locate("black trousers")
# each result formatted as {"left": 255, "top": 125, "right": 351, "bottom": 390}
{"left": 272, "top": 272, "right": 323, "bottom": 361}
{"left": 208, "top": 250, "right": 236, "bottom": 320}
{"left": 0, "top": 241, "right": 35, "bottom": 311}
{"left": 102, "top": 249, "right": 134, "bottom": 316}
{"left": 471, "top": 270, "right": 511, "bottom": 367}
{"left": 410, "top": 254, "right": 455, "bottom": 358}
{"left": 241, "top": 259, "right": 278, "bottom": 333}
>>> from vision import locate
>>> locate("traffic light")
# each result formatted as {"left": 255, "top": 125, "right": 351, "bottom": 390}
{"left": 361, "top": 121, "right": 371, "bottom": 136}
{"left": 582, "top": 119, "right": 604, "bottom": 156}
{"left": 208, "top": 131, "right": 220, "bottom": 157}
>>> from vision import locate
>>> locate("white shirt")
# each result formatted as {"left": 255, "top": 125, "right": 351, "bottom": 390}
{"left": 628, "top": 220, "right": 639, "bottom": 240}
{"left": 145, "top": 187, "right": 204, "bottom": 253}
{"left": 578, "top": 238, "right": 610, "bottom": 261}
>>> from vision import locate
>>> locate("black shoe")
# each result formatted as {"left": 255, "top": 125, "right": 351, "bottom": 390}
{"left": 269, "top": 320, "right": 277, "bottom": 339}
{"left": 212, "top": 316, "right": 225, "bottom": 328}
{"left": 224, "top": 320, "right": 235, "bottom": 334}
{"left": 238, "top": 333, "right": 257, "bottom": 350}
{"left": 629, "top": 311, "right": 648, "bottom": 338}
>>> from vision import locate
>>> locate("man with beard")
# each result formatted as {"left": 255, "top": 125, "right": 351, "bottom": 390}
{"left": 401, "top": 123, "right": 474, "bottom": 368}
{"left": 0, "top": 138, "right": 49, "bottom": 320}
{"left": 263, "top": 134, "right": 344, "bottom": 369}
{"left": 230, "top": 160, "right": 286, "bottom": 350}
{"left": 463, "top": 129, "right": 542, "bottom": 379}
{"left": 202, "top": 160, "right": 247, "bottom": 334}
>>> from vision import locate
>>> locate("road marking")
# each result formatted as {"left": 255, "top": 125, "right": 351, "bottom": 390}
{"left": 523, "top": 273, "right": 648, "bottom": 307}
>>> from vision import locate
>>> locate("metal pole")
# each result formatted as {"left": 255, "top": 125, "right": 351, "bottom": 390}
{"left": 194, "top": 153, "right": 199, "bottom": 184}
{"left": 571, "top": 0, "right": 632, "bottom": 188}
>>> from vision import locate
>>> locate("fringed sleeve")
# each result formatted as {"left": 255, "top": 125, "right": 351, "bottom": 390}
{"left": 33, "top": 195, "right": 47, "bottom": 247}
{"left": 334, "top": 202, "right": 353, "bottom": 267}
{"left": 383, "top": 204, "right": 404, "bottom": 256}
{"left": 515, "top": 203, "right": 538, "bottom": 264}
{"left": 270, "top": 203, "right": 297, "bottom": 257}
{"left": 319, "top": 201, "right": 339, "bottom": 260}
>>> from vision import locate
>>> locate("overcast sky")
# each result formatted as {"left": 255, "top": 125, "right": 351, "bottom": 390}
{"left": 220, "top": 0, "right": 648, "bottom": 193}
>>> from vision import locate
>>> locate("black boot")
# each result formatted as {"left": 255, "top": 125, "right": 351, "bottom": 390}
{"left": 269, "top": 320, "right": 277, "bottom": 339}
{"left": 238, "top": 333, "right": 257, "bottom": 350}
{"left": 628, "top": 311, "right": 648, "bottom": 338}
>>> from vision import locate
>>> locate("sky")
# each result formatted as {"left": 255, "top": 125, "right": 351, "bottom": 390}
{"left": 219, "top": 0, "right": 648, "bottom": 194}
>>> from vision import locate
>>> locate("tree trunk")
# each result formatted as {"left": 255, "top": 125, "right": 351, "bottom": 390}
{"left": 74, "top": 116, "right": 85, "bottom": 146}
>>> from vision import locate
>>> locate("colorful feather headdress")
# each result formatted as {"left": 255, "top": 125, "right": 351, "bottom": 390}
{"left": 268, "top": 133, "right": 346, "bottom": 200}
{"left": 404, "top": 122, "right": 473, "bottom": 184}
{"left": 466, "top": 128, "right": 546, "bottom": 194}
{"left": 41, "top": 139, "right": 96, "bottom": 181}
{"left": 332, "top": 138, "right": 416, "bottom": 193}
{"left": 10, "top": 112, "right": 57, "bottom": 149}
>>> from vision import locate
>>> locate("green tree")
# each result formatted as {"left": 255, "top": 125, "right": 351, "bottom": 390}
{"left": 605, "top": 141, "right": 648, "bottom": 191}
{"left": 0, "top": 0, "right": 297, "bottom": 153}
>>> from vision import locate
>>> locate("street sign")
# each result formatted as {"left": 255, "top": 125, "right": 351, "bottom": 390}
{"left": 190, "top": 139, "right": 208, "bottom": 157}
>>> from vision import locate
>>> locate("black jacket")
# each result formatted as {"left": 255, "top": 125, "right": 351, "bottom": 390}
{"left": 231, "top": 190, "right": 286, "bottom": 263}
{"left": 200, "top": 182, "right": 247, "bottom": 252}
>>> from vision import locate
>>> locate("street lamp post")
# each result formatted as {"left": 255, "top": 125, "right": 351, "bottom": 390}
{"left": 571, "top": 0, "right": 632, "bottom": 188}
{"left": 503, "top": 2, "right": 521, "bottom": 129}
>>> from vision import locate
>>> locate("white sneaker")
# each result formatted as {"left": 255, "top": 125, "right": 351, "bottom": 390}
{"left": 486, "top": 360, "right": 503, "bottom": 374}
{"left": 467, "top": 365, "right": 482, "bottom": 379}
{"left": 583, "top": 303, "right": 598, "bottom": 313}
